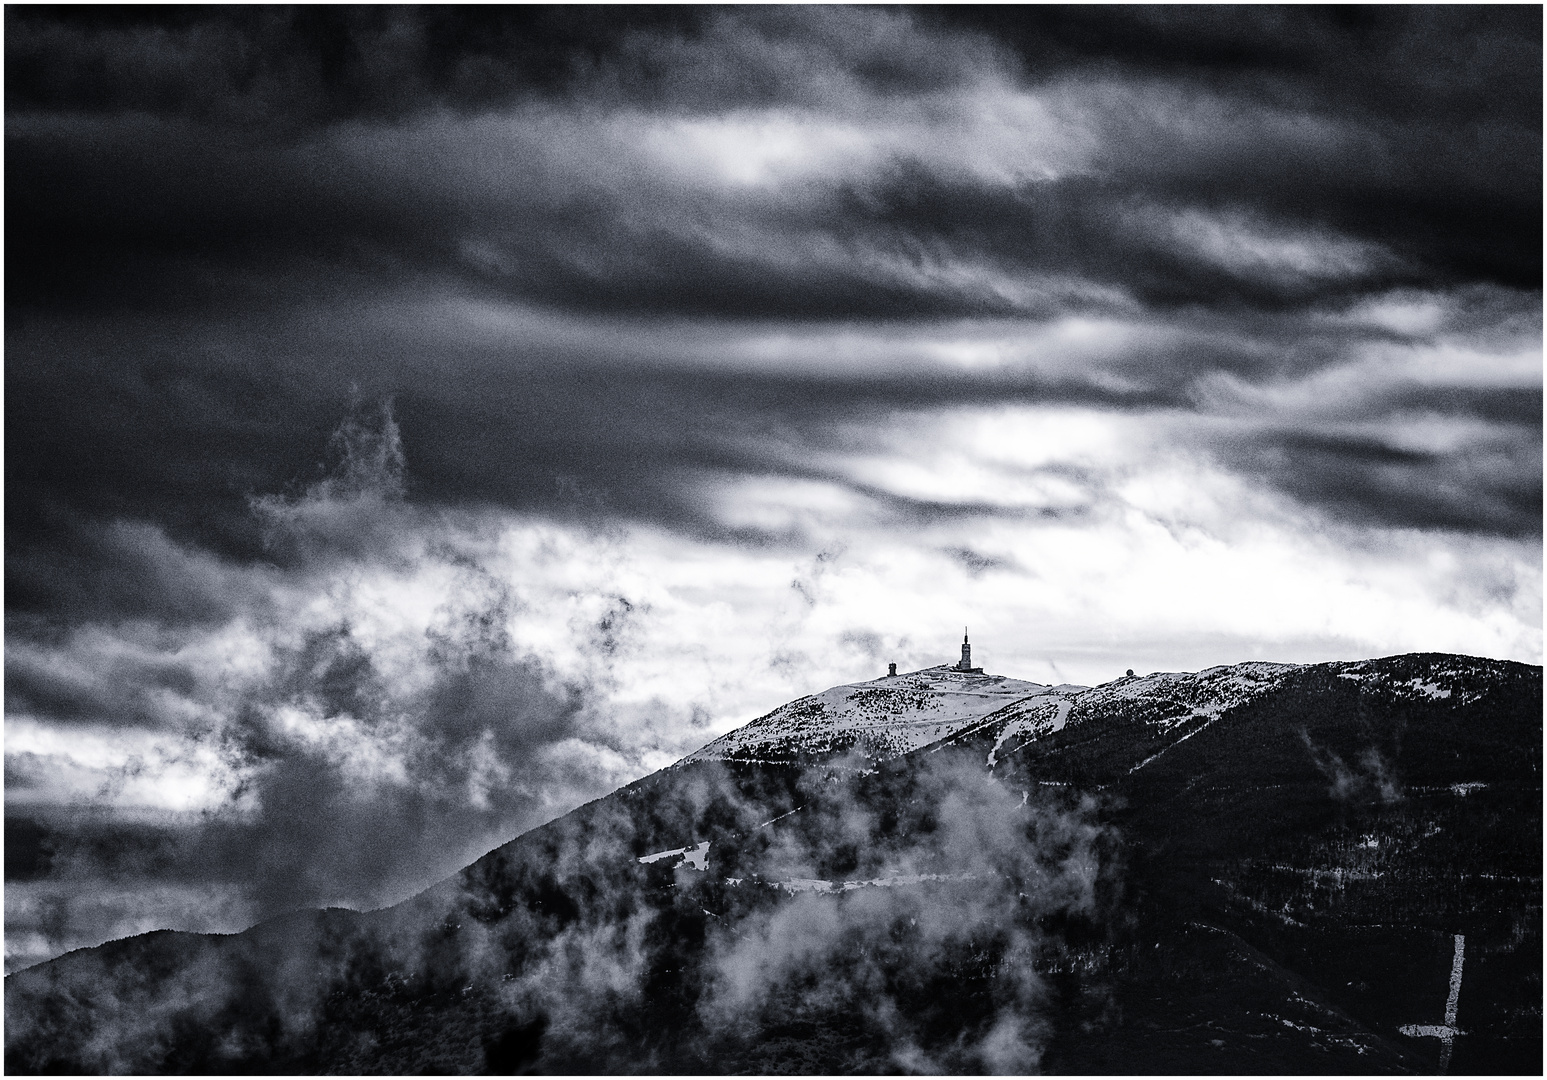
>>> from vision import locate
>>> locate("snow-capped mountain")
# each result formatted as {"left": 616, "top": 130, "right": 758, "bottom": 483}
{"left": 681, "top": 657, "right": 1331, "bottom": 773}
{"left": 7, "top": 652, "right": 1540, "bottom": 1075}
{"left": 681, "top": 665, "right": 1082, "bottom": 765}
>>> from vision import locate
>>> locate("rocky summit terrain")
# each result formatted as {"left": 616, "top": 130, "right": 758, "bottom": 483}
{"left": 6, "top": 652, "right": 1541, "bottom": 1074}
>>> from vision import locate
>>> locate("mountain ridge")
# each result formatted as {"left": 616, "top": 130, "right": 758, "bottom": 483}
{"left": 6, "top": 650, "right": 1540, "bottom": 1074}
{"left": 679, "top": 664, "right": 1074, "bottom": 767}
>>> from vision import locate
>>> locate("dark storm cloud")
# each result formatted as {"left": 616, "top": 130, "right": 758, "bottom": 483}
{"left": 0, "top": 97, "right": 1487, "bottom": 322}
{"left": 7, "top": 6, "right": 1537, "bottom": 322}
{"left": 5, "top": 514, "right": 262, "bottom": 631}
{"left": 16, "top": 289, "right": 1420, "bottom": 613}
{"left": 1224, "top": 424, "right": 1543, "bottom": 539}
{"left": 3, "top": 6, "right": 705, "bottom": 126}
{"left": 7, "top": 6, "right": 1536, "bottom": 543}
{"left": 8, "top": 305, "right": 1208, "bottom": 626}
{"left": 950, "top": 5, "right": 1541, "bottom": 285}
{"left": 6, "top": 641, "right": 199, "bottom": 730}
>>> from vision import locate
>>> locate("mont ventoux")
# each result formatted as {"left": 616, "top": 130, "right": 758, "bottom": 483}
{"left": 5, "top": 636, "right": 1540, "bottom": 1075}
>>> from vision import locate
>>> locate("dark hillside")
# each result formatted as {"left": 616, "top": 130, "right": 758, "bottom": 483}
{"left": 982, "top": 654, "right": 1542, "bottom": 1074}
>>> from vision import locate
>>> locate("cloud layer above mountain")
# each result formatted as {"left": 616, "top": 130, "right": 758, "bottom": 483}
{"left": 5, "top": 6, "right": 1540, "bottom": 971}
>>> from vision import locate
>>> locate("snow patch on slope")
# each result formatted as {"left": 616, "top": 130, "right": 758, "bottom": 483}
{"left": 985, "top": 693, "right": 1080, "bottom": 767}
{"left": 1328, "top": 660, "right": 1479, "bottom": 703}
{"left": 638, "top": 840, "right": 710, "bottom": 871}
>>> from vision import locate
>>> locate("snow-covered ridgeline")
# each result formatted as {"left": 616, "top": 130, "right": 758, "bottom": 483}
{"left": 681, "top": 666, "right": 1054, "bottom": 765}
{"left": 679, "top": 661, "right": 1297, "bottom": 770}
{"left": 678, "top": 655, "right": 1509, "bottom": 775}
{"left": 1072, "top": 662, "right": 1300, "bottom": 735}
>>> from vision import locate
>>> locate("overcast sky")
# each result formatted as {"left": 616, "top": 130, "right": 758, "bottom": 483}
{"left": 5, "top": 5, "right": 1540, "bottom": 972}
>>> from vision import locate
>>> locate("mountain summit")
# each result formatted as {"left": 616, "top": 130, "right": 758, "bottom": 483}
{"left": 682, "top": 665, "right": 1079, "bottom": 765}
{"left": 682, "top": 655, "right": 1305, "bottom": 772}
{"left": 6, "top": 652, "right": 1540, "bottom": 1074}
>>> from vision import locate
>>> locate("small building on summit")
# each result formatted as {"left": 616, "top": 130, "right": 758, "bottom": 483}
{"left": 954, "top": 629, "right": 983, "bottom": 674}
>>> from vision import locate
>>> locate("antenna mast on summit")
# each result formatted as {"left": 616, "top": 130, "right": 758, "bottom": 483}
{"left": 955, "top": 629, "right": 980, "bottom": 673}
